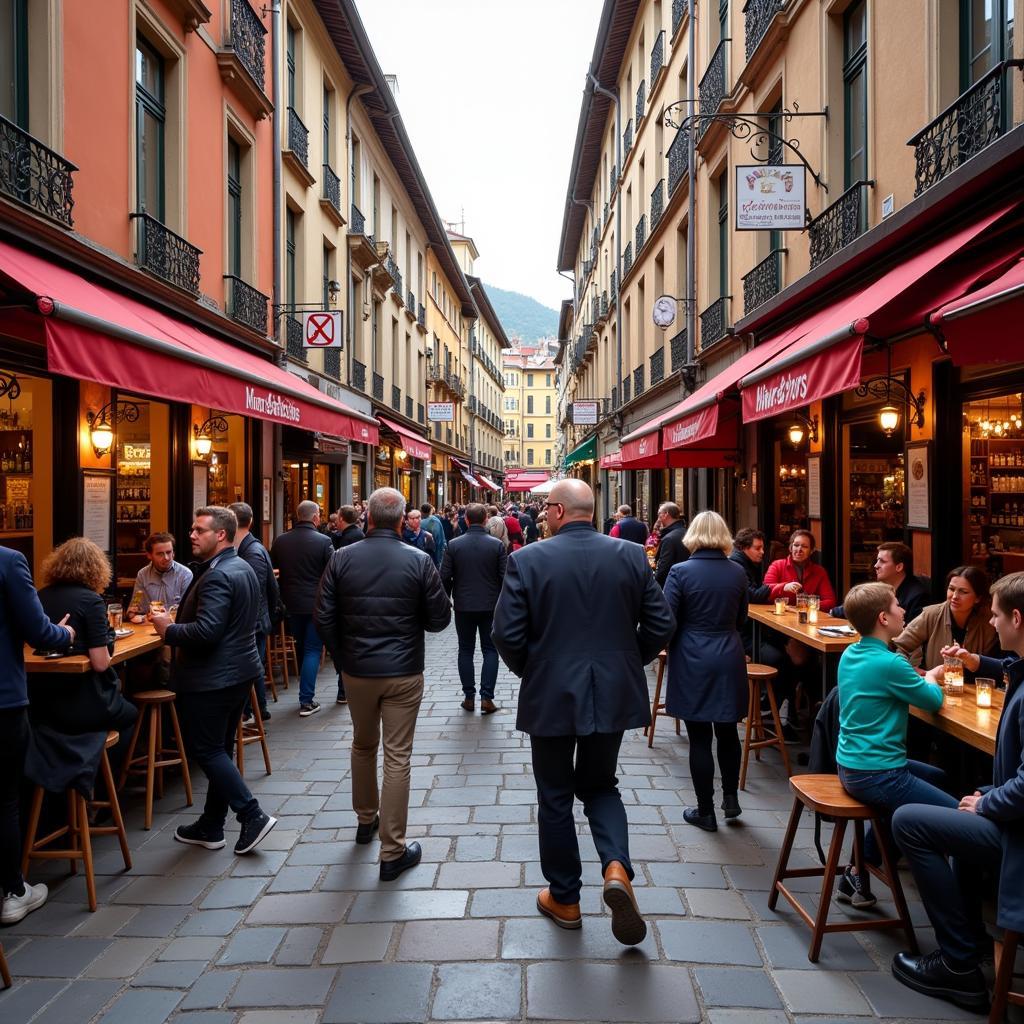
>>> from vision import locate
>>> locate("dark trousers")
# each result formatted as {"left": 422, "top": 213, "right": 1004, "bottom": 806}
{"left": 0, "top": 706, "right": 29, "bottom": 895}
{"left": 454, "top": 610, "right": 498, "bottom": 700}
{"left": 530, "top": 732, "right": 632, "bottom": 905}
{"left": 684, "top": 720, "right": 741, "bottom": 814}
{"left": 892, "top": 802, "right": 1003, "bottom": 965}
{"left": 176, "top": 682, "right": 259, "bottom": 827}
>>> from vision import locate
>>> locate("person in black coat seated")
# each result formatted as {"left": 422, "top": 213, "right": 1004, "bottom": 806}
{"left": 654, "top": 501, "right": 689, "bottom": 587}
{"left": 152, "top": 506, "right": 276, "bottom": 856}
{"left": 831, "top": 542, "right": 928, "bottom": 624}
{"left": 889, "top": 570, "right": 1024, "bottom": 1012}
{"left": 493, "top": 479, "right": 675, "bottom": 946}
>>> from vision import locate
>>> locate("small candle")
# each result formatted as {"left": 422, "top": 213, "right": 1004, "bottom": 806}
{"left": 774, "top": 598, "right": 786, "bottom": 615}
{"left": 976, "top": 678, "right": 994, "bottom": 708}
{"left": 807, "top": 595, "right": 820, "bottom": 624}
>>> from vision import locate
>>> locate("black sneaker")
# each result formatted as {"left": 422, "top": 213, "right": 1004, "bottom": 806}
{"left": 234, "top": 810, "right": 277, "bottom": 855}
{"left": 260, "top": 708, "right": 271, "bottom": 721}
{"left": 174, "top": 820, "right": 226, "bottom": 850}
{"left": 721, "top": 794, "right": 742, "bottom": 819}
{"left": 299, "top": 701, "right": 322, "bottom": 717}
{"left": 683, "top": 807, "right": 718, "bottom": 832}
{"left": 380, "top": 841, "right": 422, "bottom": 881}
{"left": 356, "top": 815, "right": 380, "bottom": 845}
{"left": 336, "top": 691, "right": 347, "bottom": 705}
{"left": 892, "top": 950, "right": 989, "bottom": 1012}
{"left": 836, "top": 865, "right": 877, "bottom": 908}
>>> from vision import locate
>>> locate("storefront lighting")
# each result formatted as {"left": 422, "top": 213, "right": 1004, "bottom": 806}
{"left": 854, "top": 346, "right": 927, "bottom": 439}
{"left": 786, "top": 413, "right": 818, "bottom": 448}
{"left": 396, "top": 449, "right": 408, "bottom": 461}
{"left": 879, "top": 405, "right": 901, "bottom": 435}
{"left": 86, "top": 400, "right": 140, "bottom": 458}
{"left": 193, "top": 415, "right": 228, "bottom": 459}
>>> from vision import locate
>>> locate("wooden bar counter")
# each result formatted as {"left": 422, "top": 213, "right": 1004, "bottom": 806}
{"left": 910, "top": 684, "right": 1003, "bottom": 756}
{"left": 24, "top": 621, "right": 163, "bottom": 674}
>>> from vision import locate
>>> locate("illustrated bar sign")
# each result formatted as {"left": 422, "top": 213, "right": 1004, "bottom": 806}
{"left": 302, "top": 310, "right": 343, "bottom": 348}
{"left": 572, "top": 401, "right": 598, "bottom": 425}
{"left": 735, "top": 164, "right": 805, "bottom": 231}
{"left": 428, "top": 401, "right": 454, "bottom": 422}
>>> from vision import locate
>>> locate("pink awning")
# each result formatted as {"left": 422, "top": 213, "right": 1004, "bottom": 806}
{"left": 377, "top": 415, "right": 431, "bottom": 461}
{"left": 476, "top": 473, "right": 499, "bottom": 490}
{"left": 599, "top": 451, "right": 622, "bottom": 470}
{"left": 504, "top": 471, "right": 549, "bottom": 490}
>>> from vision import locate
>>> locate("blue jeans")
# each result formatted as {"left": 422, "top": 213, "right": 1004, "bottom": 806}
{"left": 839, "top": 759, "right": 957, "bottom": 866}
{"left": 454, "top": 610, "right": 498, "bottom": 700}
{"left": 288, "top": 614, "right": 323, "bottom": 705}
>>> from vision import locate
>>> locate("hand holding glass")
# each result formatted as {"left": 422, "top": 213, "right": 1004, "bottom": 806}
{"left": 943, "top": 654, "right": 964, "bottom": 706}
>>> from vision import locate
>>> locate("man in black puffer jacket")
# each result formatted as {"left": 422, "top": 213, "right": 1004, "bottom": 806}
{"left": 315, "top": 487, "right": 451, "bottom": 881}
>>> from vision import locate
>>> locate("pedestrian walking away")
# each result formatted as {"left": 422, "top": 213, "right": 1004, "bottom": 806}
{"left": 439, "top": 501, "right": 507, "bottom": 714}
{"left": 315, "top": 487, "right": 451, "bottom": 880}
{"left": 492, "top": 479, "right": 675, "bottom": 945}
{"left": 152, "top": 506, "right": 276, "bottom": 856}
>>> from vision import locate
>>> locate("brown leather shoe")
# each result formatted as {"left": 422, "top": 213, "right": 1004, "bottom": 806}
{"left": 536, "top": 887, "right": 582, "bottom": 929}
{"left": 480, "top": 699, "right": 500, "bottom": 715}
{"left": 603, "top": 861, "right": 647, "bottom": 945}
{"left": 460, "top": 698, "right": 474, "bottom": 712}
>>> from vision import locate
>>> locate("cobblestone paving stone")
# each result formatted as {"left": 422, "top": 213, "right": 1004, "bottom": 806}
{"left": 0, "top": 623, "right": 987, "bottom": 1022}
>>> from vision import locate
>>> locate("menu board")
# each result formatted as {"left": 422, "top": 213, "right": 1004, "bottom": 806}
{"left": 83, "top": 473, "right": 111, "bottom": 552}
{"left": 806, "top": 455, "right": 821, "bottom": 519}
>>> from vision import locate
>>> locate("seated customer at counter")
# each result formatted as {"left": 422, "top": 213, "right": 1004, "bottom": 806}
{"left": 832, "top": 542, "right": 928, "bottom": 624}
{"left": 893, "top": 565, "right": 999, "bottom": 677}
{"left": 763, "top": 530, "right": 838, "bottom": 612}
{"left": 127, "top": 532, "right": 192, "bottom": 623}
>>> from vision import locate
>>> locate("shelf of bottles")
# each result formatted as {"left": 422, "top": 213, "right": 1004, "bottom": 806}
{"left": 0, "top": 421, "right": 34, "bottom": 536}
{"left": 116, "top": 441, "right": 151, "bottom": 578}
{"left": 848, "top": 456, "right": 905, "bottom": 580}
{"left": 968, "top": 435, "right": 1024, "bottom": 557}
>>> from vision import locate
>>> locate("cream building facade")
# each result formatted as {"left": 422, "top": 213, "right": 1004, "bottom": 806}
{"left": 503, "top": 343, "right": 559, "bottom": 480}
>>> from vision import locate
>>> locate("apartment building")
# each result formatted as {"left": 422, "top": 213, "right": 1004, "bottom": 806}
{"left": 559, "top": 0, "right": 1024, "bottom": 591}
{"left": 503, "top": 342, "right": 559, "bottom": 491}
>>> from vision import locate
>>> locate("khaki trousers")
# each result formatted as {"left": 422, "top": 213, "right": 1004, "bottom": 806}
{"left": 343, "top": 671, "right": 424, "bottom": 860}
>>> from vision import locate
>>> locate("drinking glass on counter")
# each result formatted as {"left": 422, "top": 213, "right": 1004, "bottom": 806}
{"left": 806, "top": 594, "right": 820, "bottom": 624}
{"left": 975, "top": 678, "right": 994, "bottom": 709}
{"left": 796, "top": 594, "right": 809, "bottom": 624}
{"left": 149, "top": 600, "right": 166, "bottom": 617}
{"left": 107, "top": 602, "right": 123, "bottom": 631}
{"left": 774, "top": 597, "right": 787, "bottom": 615}
{"left": 943, "top": 654, "right": 964, "bottom": 706}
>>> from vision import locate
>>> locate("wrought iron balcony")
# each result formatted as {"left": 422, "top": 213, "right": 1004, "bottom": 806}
{"left": 670, "top": 328, "right": 688, "bottom": 370}
{"left": 391, "top": 384, "right": 401, "bottom": 411}
{"left": 322, "top": 163, "right": 341, "bottom": 216}
{"left": 350, "top": 203, "right": 366, "bottom": 234}
{"left": 611, "top": 385, "right": 619, "bottom": 410}
{"left": 635, "top": 80, "right": 646, "bottom": 125}
{"left": 223, "top": 275, "right": 269, "bottom": 334}
{"left": 623, "top": 119, "right": 633, "bottom": 156}
{"left": 601, "top": 292, "right": 609, "bottom": 317}
{"left": 285, "top": 315, "right": 306, "bottom": 362}
{"left": 417, "top": 303, "right": 425, "bottom": 327}
{"left": 623, "top": 242, "right": 633, "bottom": 276}
{"left": 446, "top": 372, "right": 466, "bottom": 400}
{"left": 635, "top": 214, "right": 647, "bottom": 253}
{"left": 131, "top": 211, "right": 201, "bottom": 295}
{"left": 622, "top": 377, "right": 631, "bottom": 404}
{"left": 468, "top": 395, "right": 478, "bottom": 414}
{"left": 405, "top": 396, "right": 413, "bottom": 420}
{"left": 0, "top": 113, "right": 77, "bottom": 227}
{"left": 698, "top": 39, "right": 730, "bottom": 137}
{"left": 742, "top": 248, "right": 786, "bottom": 315}
{"left": 323, "top": 348, "right": 341, "bottom": 380}
{"left": 591, "top": 295, "right": 600, "bottom": 323}
{"left": 287, "top": 107, "right": 309, "bottom": 167}
{"left": 651, "top": 30, "right": 665, "bottom": 83}
{"left": 610, "top": 269, "right": 617, "bottom": 298}
{"left": 744, "top": 0, "right": 784, "bottom": 62}
{"left": 385, "top": 254, "right": 403, "bottom": 301}
{"left": 610, "top": 164, "right": 618, "bottom": 193}
{"left": 672, "top": 0, "right": 689, "bottom": 36}
{"left": 352, "top": 358, "right": 366, "bottom": 392}
{"left": 808, "top": 180, "right": 870, "bottom": 269}
{"left": 633, "top": 364, "right": 645, "bottom": 398}
{"left": 699, "top": 297, "right": 730, "bottom": 350}
{"left": 372, "top": 372, "right": 384, "bottom": 401}
{"left": 651, "top": 179, "right": 665, "bottom": 229}
{"left": 407, "top": 289, "right": 415, "bottom": 311}
{"left": 668, "top": 128, "right": 688, "bottom": 195}
{"left": 229, "top": 0, "right": 266, "bottom": 89}
{"left": 908, "top": 59, "right": 1024, "bottom": 197}
{"left": 650, "top": 346, "right": 665, "bottom": 386}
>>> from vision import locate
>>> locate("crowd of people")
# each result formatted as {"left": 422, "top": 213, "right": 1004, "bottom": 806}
{"left": 1, "top": 480, "right": 1022, "bottom": 1015}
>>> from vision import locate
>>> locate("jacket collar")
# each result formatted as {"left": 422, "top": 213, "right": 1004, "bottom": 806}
{"left": 366, "top": 528, "right": 402, "bottom": 541}
{"left": 691, "top": 548, "right": 725, "bottom": 559}
{"left": 190, "top": 546, "right": 237, "bottom": 576}
{"left": 556, "top": 521, "right": 596, "bottom": 535}
{"left": 466, "top": 524, "right": 487, "bottom": 534}
{"left": 662, "top": 519, "right": 685, "bottom": 535}
{"left": 293, "top": 521, "right": 318, "bottom": 531}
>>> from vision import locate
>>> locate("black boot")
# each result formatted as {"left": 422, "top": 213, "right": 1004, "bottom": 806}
{"left": 891, "top": 950, "right": 989, "bottom": 1012}
{"left": 683, "top": 807, "right": 718, "bottom": 832}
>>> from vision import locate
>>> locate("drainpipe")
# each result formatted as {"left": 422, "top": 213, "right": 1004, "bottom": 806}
{"left": 345, "top": 84, "right": 374, "bottom": 389}
{"left": 686, "top": 2, "right": 697, "bottom": 371}
{"left": 269, "top": 0, "right": 284, "bottom": 533}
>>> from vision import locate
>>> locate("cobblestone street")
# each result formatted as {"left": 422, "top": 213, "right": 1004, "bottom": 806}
{"left": 0, "top": 624, "right": 982, "bottom": 1023}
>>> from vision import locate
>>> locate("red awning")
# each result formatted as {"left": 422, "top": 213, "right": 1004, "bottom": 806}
{"left": 476, "top": 473, "right": 499, "bottom": 490}
{"left": 377, "top": 415, "right": 431, "bottom": 461}
{"left": 0, "top": 240, "right": 379, "bottom": 444}
{"left": 504, "top": 471, "right": 548, "bottom": 490}
{"left": 599, "top": 451, "right": 622, "bottom": 470}
{"left": 459, "top": 469, "right": 481, "bottom": 487}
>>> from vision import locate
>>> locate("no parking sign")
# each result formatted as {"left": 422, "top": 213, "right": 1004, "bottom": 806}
{"left": 302, "top": 310, "right": 343, "bottom": 348}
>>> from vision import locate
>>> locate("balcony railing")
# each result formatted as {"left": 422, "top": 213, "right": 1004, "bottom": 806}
{"left": 323, "top": 348, "right": 341, "bottom": 380}
{"left": 352, "top": 358, "right": 366, "bottom": 392}
{"left": 744, "top": 0, "right": 784, "bottom": 62}
{"left": 670, "top": 328, "right": 688, "bottom": 370}
{"left": 385, "top": 255, "right": 403, "bottom": 301}
{"left": 601, "top": 292, "right": 609, "bottom": 317}
{"left": 808, "top": 180, "right": 870, "bottom": 269}
{"left": 650, "top": 179, "right": 665, "bottom": 229}
{"left": 131, "top": 211, "right": 201, "bottom": 295}
{"left": 391, "top": 385, "right": 401, "bottom": 411}
{"left": 623, "top": 119, "right": 633, "bottom": 156}
{"left": 668, "top": 128, "right": 688, "bottom": 195}
{"left": 372, "top": 372, "right": 384, "bottom": 401}
{"left": 591, "top": 295, "right": 600, "bottom": 323}
{"left": 610, "top": 268, "right": 617, "bottom": 298}
{"left": 742, "top": 248, "right": 786, "bottom": 316}
{"left": 672, "top": 0, "right": 689, "bottom": 36}
{"left": 633, "top": 364, "right": 645, "bottom": 398}
{"left": 285, "top": 315, "right": 306, "bottom": 362}
{"left": 651, "top": 30, "right": 665, "bottom": 83}
{"left": 611, "top": 385, "right": 618, "bottom": 410}
{"left": 0, "top": 113, "right": 77, "bottom": 226}
{"left": 650, "top": 346, "right": 665, "bottom": 386}
{"left": 908, "top": 59, "right": 1024, "bottom": 197}
{"left": 623, "top": 241, "right": 633, "bottom": 276}
{"left": 350, "top": 202, "right": 366, "bottom": 234}
{"left": 229, "top": 0, "right": 266, "bottom": 89}
{"left": 698, "top": 39, "right": 730, "bottom": 137}
{"left": 407, "top": 289, "right": 415, "bottom": 312}
{"left": 417, "top": 303, "right": 426, "bottom": 327}
{"left": 224, "top": 275, "right": 269, "bottom": 334}
{"left": 635, "top": 214, "right": 647, "bottom": 253}
{"left": 322, "top": 163, "right": 341, "bottom": 215}
{"left": 622, "top": 377, "right": 631, "bottom": 404}
{"left": 700, "top": 297, "right": 730, "bottom": 350}
{"left": 635, "top": 80, "right": 646, "bottom": 125}
{"left": 287, "top": 107, "right": 309, "bottom": 167}
{"left": 610, "top": 163, "right": 618, "bottom": 193}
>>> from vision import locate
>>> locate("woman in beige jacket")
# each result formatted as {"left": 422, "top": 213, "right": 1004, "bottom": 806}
{"left": 893, "top": 565, "right": 999, "bottom": 673}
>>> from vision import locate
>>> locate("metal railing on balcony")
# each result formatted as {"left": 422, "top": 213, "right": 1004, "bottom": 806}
{"left": 635, "top": 80, "right": 646, "bottom": 124}
{"left": 610, "top": 268, "right": 617, "bottom": 299}
{"left": 742, "top": 248, "right": 786, "bottom": 315}
{"left": 322, "top": 163, "right": 341, "bottom": 215}
{"left": 651, "top": 30, "right": 665, "bottom": 83}
{"left": 287, "top": 107, "right": 309, "bottom": 167}
{"left": 0, "top": 114, "right": 77, "bottom": 227}
{"left": 591, "top": 295, "right": 600, "bottom": 323}
{"left": 611, "top": 385, "right": 619, "bottom": 410}
{"left": 650, "top": 346, "right": 665, "bottom": 386}
{"left": 285, "top": 315, "right": 306, "bottom": 362}
{"left": 623, "top": 242, "right": 633, "bottom": 276}
{"left": 808, "top": 180, "right": 870, "bottom": 269}
{"left": 623, "top": 119, "right": 633, "bottom": 156}
{"left": 699, "top": 297, "right": 730, "bottom": 350}
{"left": 391, "top": 385, "right": 401, "bottom": 411}
{"left": 385, "top": 255, "right": 403, "bottom": 301}
{"left": 131, "top": 211, "right": 202, "bottom": 295}
{"left": 407, "top": 289, "right": 415, "bottom": 312}
{"left": 610, "top": 164, "right": 618, "bottom": 193}
{"left": 633, "top": 364, "right": 645, "bottom": 398}
{"left": 668, "top": 128, "right": 688, "bottom": 195}
{"left": 601, "top": 292, "right": 609, "bottom": 317}
{"left": 650, "top": 179, "right": 665, "bottom": 229}
{"left": 372, "top": 372, "right": 384, "bottom": 401}
{"left": 635, "top": 214, "right": 647, "bottom": 253}
{"left": 350, "top": 203, "right": 366, "bottom": 234}
{"left": 698, "top": 39, "right": 730, "bottom": 136}
{"left": 351, "top": 359, "right": 366, "bottom": 392}
{"left": 743, "top": 0, "right": 784, "bottom": 62}
{"left": 417, "top": 303, "right": 426, "bottom": 327}
{"left": 672, "top": 0, "right": 689, "bottom": 36}
{"left": 622, "top": 377, "right": 631, "bottom": 404}
{"left": 670, "top": 328, "right": 688, "bottom": 370}
{"left": 323, "top": 348, "right": 341, "bottom": 380}
{"left": 229, "top": 0, "right": 266, "bottom": 89}
{"left": 224, "top": 275, "right": 269, "bottom": 334}
{"left": 908, "top": 60, "right": 1024, "bottom": 196}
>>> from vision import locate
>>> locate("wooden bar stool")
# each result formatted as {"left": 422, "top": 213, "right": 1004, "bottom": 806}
{"left": 991, "top": 929, "right": 1024, "bottom": 1023}
{"left": 267, "top": 622, "right": 297, "bottom": 691}
{"left": 237, "top": 685, "right": 272, "bottom": 776}
{"left": 119, "top": 690, "right": 192, "bottom": 829}
{"left": 21, "top": 731, "right": 132, "bottom": 913}
{"left": 740, "top": 664, "right": 791, "bottom": 789}
{"left": 643, "top": 650, "right": 679, "bottom": 748}
{"left": 263, "top": 634, "right": 278, "bottom": 704}
{"left": 769, "top": 774, "right": 918, "bottom": 963}
{"left": 0, "top": 940, "right": 10, "bottom": 988}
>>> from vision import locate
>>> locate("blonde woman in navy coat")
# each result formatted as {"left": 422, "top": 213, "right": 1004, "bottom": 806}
{"left": 663, "top": 511, "right": 749, "bottom": 832}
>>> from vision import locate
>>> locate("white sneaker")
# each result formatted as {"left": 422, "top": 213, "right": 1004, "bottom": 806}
{"left": 2, "top": 881, "right": 48, "bottom": 925}
{"left": 778, "top": 698, "right": 791, "bottom": 725}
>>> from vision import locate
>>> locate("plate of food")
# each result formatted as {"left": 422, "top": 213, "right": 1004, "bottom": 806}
{"left": 113, "top": 628, "right": 133, "bottom": 638}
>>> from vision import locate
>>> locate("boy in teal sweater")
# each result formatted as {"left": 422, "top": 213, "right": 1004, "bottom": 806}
{"left": 835, "top": 581, "right": 956, "bottom": 907}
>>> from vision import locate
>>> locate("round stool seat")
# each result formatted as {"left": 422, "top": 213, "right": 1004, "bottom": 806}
{"left": 104, "top": 730, "right": 119, "bottom": 749}
{"left": 789, "top": 774, "right": 872, "bottom": 818}
{"left": 133, "top": 689, "right": 176, "bottom": 703}
{"left": 747, "top": 663, "right": 779, "bottom": 679}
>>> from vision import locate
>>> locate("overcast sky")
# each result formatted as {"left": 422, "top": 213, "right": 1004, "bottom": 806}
{"left": 353, "top": 0, "right": 604, "bottom": 313}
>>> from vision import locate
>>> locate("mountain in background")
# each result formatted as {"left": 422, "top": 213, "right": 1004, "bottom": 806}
{"left": 483, "top": 283, "right": 560, "bottom": 342}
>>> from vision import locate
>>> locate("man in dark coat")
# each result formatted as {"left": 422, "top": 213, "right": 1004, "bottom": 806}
{"left": 492, "top": 479, "right": 674, "bottom": 946}
{"left": 440, "top": 502, "right": 507, "bottom": 714}
{"left": 831, "top": 541, "right": 928, "bottom": 624}
{"left": 890, "top": 570, "right": 1024, "bottom": 1012}
{"left": 152, "top": 506, "right": 276, "bottom": 856}
{"left": 654, "top": 501, "right": 688, "bottom": 587}
{"left": 609, "top": 504, "right": 648, "bottom": 544}
{"left": 333, "top": 505, "right": 366, "bottom": 549}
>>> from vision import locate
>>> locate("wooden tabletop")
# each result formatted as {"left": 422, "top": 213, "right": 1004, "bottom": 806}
{"left": 24, "top": 621, "right": 164, "bottom": 674}
{"left": 748, "top": 604, "right": 862, "bottom": 654}
{"left": 910, "top": 684, "right": 1003, "bottom": 755}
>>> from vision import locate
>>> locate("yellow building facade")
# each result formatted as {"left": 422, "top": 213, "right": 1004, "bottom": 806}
{"left": 503, "top": 346, "right": 559, "bottom": 477}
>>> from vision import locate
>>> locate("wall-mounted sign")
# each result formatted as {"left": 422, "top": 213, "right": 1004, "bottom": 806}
{"left": 572, "top": 401, "right": 598, "bottom": 425}
{"left": 428, "top": 402, "right": 454, "bottom": 422}
{"left": 302, "top": 310, "right": 343, "bottom": 348}
{"left": 735, "top": 164, "right": 805, "bottom": 231}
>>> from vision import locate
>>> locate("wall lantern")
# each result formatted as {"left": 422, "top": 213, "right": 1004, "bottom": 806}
{"left": 86, "top": 400, "right": 140, "bottom": 458}
{"left": 193, "top": 415, "right": 229, "bottom": 458}
{"left": 786, "top": 413, "right": 818, "bottom": 448}
{"left": 854, "top": 346, "right": 927, "bottom": 439}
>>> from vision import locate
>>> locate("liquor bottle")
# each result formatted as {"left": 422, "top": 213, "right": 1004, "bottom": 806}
{"left": 1, "top": 450, "right": 7, "bottom": 473}
{"left": 14, "top": 448, "right": 21, "bottom": 473}
{"left": 23, "top": 438, "right": 31, "bottom": 474}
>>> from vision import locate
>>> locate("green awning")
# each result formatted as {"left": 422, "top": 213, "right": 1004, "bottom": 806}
{"left": 564, "top": 435, "right": 596, "bottom": 468}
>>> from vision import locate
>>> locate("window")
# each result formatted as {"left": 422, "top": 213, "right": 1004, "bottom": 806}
{"left": 843, "top": 0, "right": 868, "bottom": 189}
{"left": 322, "top": 82, "right": 332, "bottom": 167}
{"left": 545, "top": 396, "right": 551, "bottom": 414}
{"left": 227, "top": 138, "right": 242, "bottom": 278}
{"left": 527, "top": 423, "right": 534, "bottom": 438}
{"left": 545, "top": 449, "right": 552, "bottom": 465}
{"left": 718, "top": 171, "right": 728, "bottom": 297}
{"left": 546, "top": 373, "right": 552, "bottom": 387}
{"left": 527, "top": 449, "right": 534, "bottom": 465}
{"left": 962, "top": 0, "right": 1014, "bottom": 88}
{"left": 545, "top": 423, "right": 551, "bottom": 438}
{"left": 527, "top": 395, "right": 534, "bottom": 414}
{"left": 351, "top": 134, "right": 360, "bottom": 206}
{"left": 286, "top": 22, "right": 296, "bottom": 108}
{"left": 322, "top": 244, "right": 332, "bottom": 307}
{"left": 372, "top": 174, "right": 380, "bottom": 238}
{"left": 1, "top": 0, "right": 28, "bottom": 127}
{"left": 285, "top": 208, "right": 297, "bottom": 308}
{"left": 719, "top": 0, "right": 728, "bottom": 44}
{"left": 528, "top": 373, "right": 534, "bottom": 387}
{"left": 135, "top": 36, "right": 166, "bottom": 219}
